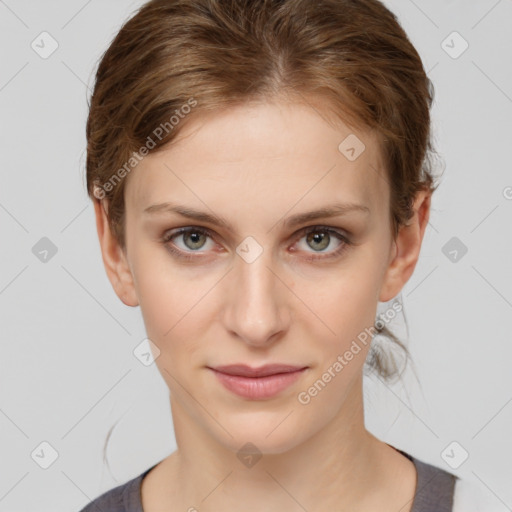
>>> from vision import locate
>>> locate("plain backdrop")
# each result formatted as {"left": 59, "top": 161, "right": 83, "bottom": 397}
{"left": 1, "top": 0, "right": 511, "bottom": 510}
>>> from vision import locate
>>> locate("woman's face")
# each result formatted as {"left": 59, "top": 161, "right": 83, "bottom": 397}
{"left": 98, "top": 100, "right": 423, "bottom": 455}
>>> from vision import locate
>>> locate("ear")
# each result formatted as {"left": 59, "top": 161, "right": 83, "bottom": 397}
{"left": 93, "top": 197, "right": 139, "bottom": 307}
{"left": 379, "top": 189, "right": 431, "bottom": 303}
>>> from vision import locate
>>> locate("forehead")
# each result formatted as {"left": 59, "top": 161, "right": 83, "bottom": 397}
{"left": 126, "top": 100, "right": 388, "bottom": 217}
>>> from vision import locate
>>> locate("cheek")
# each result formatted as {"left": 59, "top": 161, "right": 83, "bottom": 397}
{"left": 130, "top": 249, "right": 218, "bottom": 369}
{"left": 297, "top": 257, "right": 383, "bottom": 344}
{"left": 138, "top": 280, "right": 208, "bottom": 350}
{"left": 130, "top": 243, "right": 198, "bottom": 331}
{"left": 294, "top": 269, "right": 381, "bottom": 411}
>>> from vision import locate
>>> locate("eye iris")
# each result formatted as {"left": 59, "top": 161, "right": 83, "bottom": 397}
{"left": 184, "top": 231, "right": 206, "bottom": 250}
{"left": 306, "top": 231, "right": 329, "bottom": 251}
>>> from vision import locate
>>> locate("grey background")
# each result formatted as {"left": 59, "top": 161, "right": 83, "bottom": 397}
{"left": 1, "top": 0, "right": 511, "bottom": 510}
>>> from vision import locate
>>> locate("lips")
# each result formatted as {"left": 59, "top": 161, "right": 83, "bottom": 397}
{"left": 208, "top": 364, "right": 308, "bottom": 400}
{"left": 209, "top": 364, "right": 307, "bottom": 378}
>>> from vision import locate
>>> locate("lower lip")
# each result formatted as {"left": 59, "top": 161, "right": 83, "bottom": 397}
{"left": 210, "top": 368, "right": 307, "bottom": 400}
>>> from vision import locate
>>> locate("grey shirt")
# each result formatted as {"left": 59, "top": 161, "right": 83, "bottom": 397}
{"left": 78, "top": 448, "right": 457, "bottom": 512}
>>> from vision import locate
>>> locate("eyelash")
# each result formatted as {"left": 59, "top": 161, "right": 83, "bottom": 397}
{"left": 160, "top": 225, "right": 353, "bottom": 263}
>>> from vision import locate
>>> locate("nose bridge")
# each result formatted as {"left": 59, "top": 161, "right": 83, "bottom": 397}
{"left": 224, "top": 239, "right": 289, "bottom": 346}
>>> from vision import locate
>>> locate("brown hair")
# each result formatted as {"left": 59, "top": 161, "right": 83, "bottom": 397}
{"left": 85, "top": 0, "right": 442, "bottom": 383}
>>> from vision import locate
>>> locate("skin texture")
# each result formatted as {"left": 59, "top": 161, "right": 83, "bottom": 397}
{"left": 94, "top": 99, "right": 430, "bottom": 511}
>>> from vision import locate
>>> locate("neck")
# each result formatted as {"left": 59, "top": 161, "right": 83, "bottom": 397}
{"left": 163, "top": 373, "right": 394, "bottom": 512}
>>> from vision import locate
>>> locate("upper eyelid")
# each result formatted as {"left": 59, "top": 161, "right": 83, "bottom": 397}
{"left": 166, "top": 224, "right": 347, "bottom": 236}
{"left": 165, "top": 224, "right": 349, "bottom": 248}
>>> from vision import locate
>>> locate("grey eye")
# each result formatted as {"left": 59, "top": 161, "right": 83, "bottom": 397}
{"left": 305, "top": 230, "right": 331, "bottom": 251}
{"left": 182, "top": 231, "right": 208, "bottom": 250}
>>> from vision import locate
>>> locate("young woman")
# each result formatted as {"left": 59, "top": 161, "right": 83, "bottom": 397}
{"left": 79, "top": 0, "right": 501, "bottom": 510}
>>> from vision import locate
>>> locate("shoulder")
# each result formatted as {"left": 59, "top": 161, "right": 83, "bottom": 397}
{"left": 453, "top": 477, "right": 510, "bottom": 512}
{"left": 77, "top": 466, "right": 154, "bottom": 512}
{"left": 393, "top": 447, "right": 508, "bottom": 512}
{"left": 406, "top": 454, "right": 457, "bottom": 511}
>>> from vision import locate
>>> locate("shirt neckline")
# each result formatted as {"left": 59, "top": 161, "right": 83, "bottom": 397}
{"left": 130, "top": 445, "right": 455, "bottom": 512}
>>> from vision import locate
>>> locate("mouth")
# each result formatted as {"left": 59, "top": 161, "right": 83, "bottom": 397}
{"left": 207, "top": 364, "right": 308, "bottom": 400}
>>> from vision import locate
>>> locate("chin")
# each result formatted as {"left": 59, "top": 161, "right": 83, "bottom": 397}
{"left": 212, "top": 413, "right": 312, "bottom": 458}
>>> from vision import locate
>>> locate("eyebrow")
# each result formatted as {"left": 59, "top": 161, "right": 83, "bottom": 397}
{"left": 143, "top": 201, "right": 370, "bottom": 230}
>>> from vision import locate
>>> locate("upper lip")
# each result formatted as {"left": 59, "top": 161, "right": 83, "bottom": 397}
{"left": 209, "top": 364, "right": 308, "bottom": 378}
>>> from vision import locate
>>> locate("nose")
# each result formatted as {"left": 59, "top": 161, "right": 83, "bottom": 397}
{"left": 222, "top": 245, "right": 291, "bottom": 348}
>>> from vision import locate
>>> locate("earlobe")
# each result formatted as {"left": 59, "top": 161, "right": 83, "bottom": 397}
{"left": 379, "top": 190, "right": 431, "bottom": 303}
{"left": 93, "top": 198, "right": 139, "bottom": 307}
